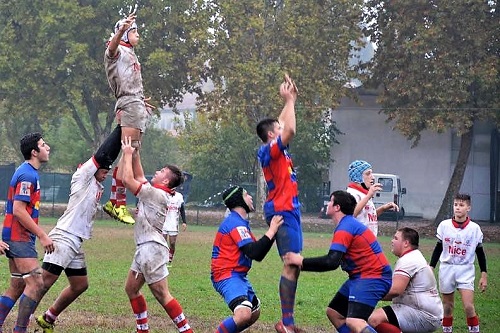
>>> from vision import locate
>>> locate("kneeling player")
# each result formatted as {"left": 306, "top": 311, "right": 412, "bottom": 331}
{"left": 211, "top": 186, "right": 283, "bottom": 332}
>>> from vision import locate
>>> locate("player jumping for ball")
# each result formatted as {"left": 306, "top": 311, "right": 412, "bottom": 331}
{"left": 256, "top": 74, "right": 303, "bottom": 333}
{"left": 103, "top": 9, "right": 155, "bottom": 225}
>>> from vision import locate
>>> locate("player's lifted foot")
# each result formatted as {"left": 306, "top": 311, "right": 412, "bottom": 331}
{"left": 36, "top": 314, "right": 55, "bottom": 333}
{"left": 103, "top": 201, "right": 135, "bottom": 225}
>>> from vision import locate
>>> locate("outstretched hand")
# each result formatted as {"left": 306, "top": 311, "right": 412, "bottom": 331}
{"left": 280, "top": 74, "right": 298, "bottom": 102}
{"left": 120, "top": 13, "right": 137, "bottom": 33}
{"left": 121, "top": 136, "right": 136, "bottom": 155}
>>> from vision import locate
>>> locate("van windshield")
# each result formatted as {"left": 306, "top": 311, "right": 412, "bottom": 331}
{"left": 378, "top": 178, "right": 393, "bottom": 192}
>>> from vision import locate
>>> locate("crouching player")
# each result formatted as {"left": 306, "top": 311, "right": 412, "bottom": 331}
{"left": 211, "top": 186, "right": 283, "bottom": 333}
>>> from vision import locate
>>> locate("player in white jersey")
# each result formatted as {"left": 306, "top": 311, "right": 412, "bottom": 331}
{"left": 369, "top": 227, "right": 443, "bottom": 333}
{"left": 346, "top": 160, "right": 398, "bottom": 236}
{"left": 35, "top": 126, "right": 122, "bottom": 332}
{"left": 429, "top": 193, "right": 487, "bottom": 333}
{"left": 119, "top": 136, "right": 193, "bottom": 333}
{"left": 102, "top": 10, "right": 155, "bottom": 225}
{"left": 162, "top": 191, "right": 187, "bottom": 266}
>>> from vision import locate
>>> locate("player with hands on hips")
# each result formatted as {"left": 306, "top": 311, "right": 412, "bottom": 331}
{"left": 211, "top": 186, "right": 283, "bottom": 333}
{"left": 346, "top": 160, "right": 398, "bottom": 236}
{"left": 429, "top": 193, "right": 487, "bottom": 333}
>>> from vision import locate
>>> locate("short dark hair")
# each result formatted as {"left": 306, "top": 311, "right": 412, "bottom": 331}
{"left": 165, "top": 164, "right": 184, "bottom": 189}
{"left": 454, "top": 193, "right": 471, "bottom": 204}
{"left": 398, "top": 227, "right": 419, "bottom": 249}
{"left": 20, "top": 132, "right": 43, "bottom": 160}
{"left": 330, "top": 190, "right": 356, "bottom": 215}
{"left": 256, "top": 118, "right": 278, "bottom": 142}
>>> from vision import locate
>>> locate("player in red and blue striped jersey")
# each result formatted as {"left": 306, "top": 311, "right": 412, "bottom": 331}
{"left": 211, "top": 186, "right": 282, "bottom": 333}
{"left": 284, "top": 190, "right": 392, "bottom": 333}
{"left": 0, "top": 132, "right": 54, "bottom": 333}
{"left": 256, "top": 74, "right": 303, "bottom": 333}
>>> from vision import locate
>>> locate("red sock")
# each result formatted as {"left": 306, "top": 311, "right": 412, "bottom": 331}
{"left": 44, "top": 307, "right": 60, "bottom": 324}
{"left": 443, "top": 316, "right": 453, "bottom": 333}
{"left": 375, "top": 322, "right": 401, "bottom": 333}
{"left": 163, "top": 298, "right": 192, "bottom": 333}
{"left": 467, "top": 316, "right": 479, "bottom": 333}
{"left": 110, "top": 167, "right": 118, "bottom": 206}
{"left": 112, "top": 167, "right": 127, "bottom": 207}
{"left": 130, "top": 295, "right": 149, "bottom": 333}
{"left": 169, "top": 248, "right": 175, "bottom": 262}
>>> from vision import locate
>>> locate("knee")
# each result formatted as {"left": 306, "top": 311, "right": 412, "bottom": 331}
{"left": 282, "top": 263, "right": 300, "bottom": 280}
{"left": 443, "top": 302, "right": 454, "bottom": 316}
{"left": 463, "top": 303, "right": 476, "bottom": 316}
{"left": 234, "top": 308, "right": 253, "bottom": 327}
{"left": 367, "top": 309, "right": 384, "bottom": 327}
{"left": 73, "top": 281, "right": 89, "bottom": 294}
{"left": 326, "top": 307, "right": 343, "bottom": 327}
{"left": 367, "top": 315, "right": 380, "bottom": 328}
{"left": 124, "top": 284, "right": 137, "bottom": 298}
{"left": 345, "top": 317, "right": 367, "bottom": 331}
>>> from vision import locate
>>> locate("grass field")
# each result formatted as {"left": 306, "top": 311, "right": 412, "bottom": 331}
{"left": 0, "top": 218, "right": 498, "bottom": 332}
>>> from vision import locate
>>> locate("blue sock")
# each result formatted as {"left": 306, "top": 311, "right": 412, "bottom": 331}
{"left": 279, "top": 276, "right": 297, "bottom": 326}
{"left": 13, "top": 294, "right": 38, "bottom": 333}
{"left": 216, "top": 316, "right": 237, "bottom": 333}
{"left": 360, "top": 325, "right": 377, "bottom": 333}
{"left": 0, "top": 295, "right": 16, "bottom": 328}
{"left": 337, "top": 324, "right": 350, "bottom": 333}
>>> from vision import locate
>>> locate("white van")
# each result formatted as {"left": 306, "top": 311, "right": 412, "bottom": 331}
{"left": 373, "top": 173, "right": 406, "bottom": 220}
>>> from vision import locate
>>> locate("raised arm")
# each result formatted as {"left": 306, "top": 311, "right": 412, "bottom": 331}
{"left": 277, "top": 74, "right": 298, "bottom": 146}
{"left": 119, "top": 136, "right": 141, "bottom": 195}
{"left": 107, "top": 13, "right": 136, "bottom": 58}
{"left": 132, "top": 150, "right": 147, "bottom": 184}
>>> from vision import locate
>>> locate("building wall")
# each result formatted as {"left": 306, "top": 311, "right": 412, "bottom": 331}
{"left": 329, "top": 94, "right": 475, "bottom": 220}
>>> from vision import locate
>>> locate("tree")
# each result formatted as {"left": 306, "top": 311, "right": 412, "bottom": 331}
{"left": 178, "top": 105, "right": 341, "bottom": 211}
{"left": 185, "top": 0, "right": 366, "bottom": 209}
{"left": 0, "top": 0, "right": 202, "bottom": 169}
{"left": 178, "top": 112, "right": 258, "bottom": 201}
{"left": 363, "top": 1, "right": 500, "bottom": 224}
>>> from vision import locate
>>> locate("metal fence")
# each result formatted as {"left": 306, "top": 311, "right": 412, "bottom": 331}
{"left": 1, "top": 166, "right": 329, "bottom": 218}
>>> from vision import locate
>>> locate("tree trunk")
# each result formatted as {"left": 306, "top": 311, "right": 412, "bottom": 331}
{"left": 433, "top": 128, "right": 474, "bottom": 226}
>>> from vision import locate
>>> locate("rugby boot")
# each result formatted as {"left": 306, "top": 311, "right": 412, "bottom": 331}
{"left": 115, "top": 205, "right": 135, "bottom": 225}
{"left": 35, "top": 315, "right": 54, "bottom": 333}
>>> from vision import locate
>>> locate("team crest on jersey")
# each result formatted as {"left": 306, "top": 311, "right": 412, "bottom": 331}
{"left": 19, "top": 181, "right": 31, "bottom": 196}
{"left": 236, "top": 226, "right": 251, "bottom": 240}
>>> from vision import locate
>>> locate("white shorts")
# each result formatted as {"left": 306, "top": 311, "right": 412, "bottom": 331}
{"left": 130, "top": 242, "right": 169, "bottom": 284}
{"left": 391, "top": 304, "right": 442, "bottom": 333}
{"left": 439, "top": 263, "right": 475, "bottom": 293}
{"left": 43, "top": 229, "right": 86, "bottom": 270}
{"left": 162, "top": 220, "right": 179, "bottom": 236}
